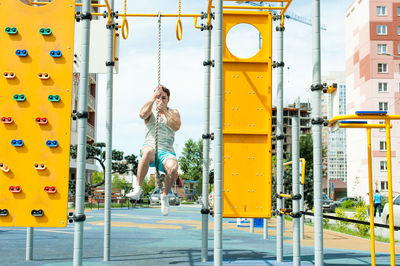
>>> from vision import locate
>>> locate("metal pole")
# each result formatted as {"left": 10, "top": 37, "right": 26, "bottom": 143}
{"left": 213, "top": 1, "right": 223, "bottom": 265}
{"left": 250, "top": 218, "right": 254, "bottom": 233}
{"left": 385, "top": 119, "right": 396, "bottom": 265}
{"left": 73, "top": 1, "right": 91, "bottom": 265}
{"left": 312, "top": 0, "right": 323, "bottom": 265}
{"left": 300, "top": 184, "right": 305, "bottom": 240}
{"left": 292, "top": 116, "right": 300, "bottom": 266}
{"left": 25, "top": 227, "right": 33, "bottom": 261}
{"left": 367, "top": 128, "right": 376, "bottom": 266}
{"left": 104, "top": 0, "right": 115, "bottom": 262}
{"left": 276, "top": 2, "right": 285, "bottom": 262}
{"left": 129, "top": 164, "right": 134, "bottom": 186}
{"left": 263, "top": 219, "right": 268, "bottom": 239}
{"left": 201, "top": 4, "right": 212, "bottom": 262}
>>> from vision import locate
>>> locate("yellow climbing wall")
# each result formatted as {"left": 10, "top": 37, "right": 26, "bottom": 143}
{"left": 0, "top": 0, "right": 75, "bottom": 227}
{"left": 223, "top": 11, "right": 272, "bottom": 218}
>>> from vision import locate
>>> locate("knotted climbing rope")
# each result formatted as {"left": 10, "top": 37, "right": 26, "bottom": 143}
{"left": 155, "top": 13, "right": 165, "bottom": 189}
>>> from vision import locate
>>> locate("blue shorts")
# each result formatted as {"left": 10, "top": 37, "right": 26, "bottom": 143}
{"left": 140, "top": 146, "right": 176, "bottom": 173}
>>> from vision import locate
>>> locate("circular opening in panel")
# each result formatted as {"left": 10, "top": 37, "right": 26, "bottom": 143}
{"left": 226, "top": 23, "right": 262, "bottom": 59}
{"left": 19, "top": 0, "right": 54, "bottom": 7}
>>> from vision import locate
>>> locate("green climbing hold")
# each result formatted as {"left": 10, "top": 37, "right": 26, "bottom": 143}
{"left": 48, "top": 95, "right": 60, "bottom": 102}
{"left": 5, "top": 27, "right": 17, "bottom": 35}
{"left": 39, "top": 28, "right": 52, "bottom": 36}
{"left": 13, "top": 94, "right": 26, "bottom": 102}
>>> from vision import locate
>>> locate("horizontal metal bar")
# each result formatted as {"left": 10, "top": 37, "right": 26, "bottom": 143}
{"left": 339, "top": 124, "right": 391, "bottom": 129}
{"left": 31, "top": 1, "right": 105, "bottom": 7}
{"left": 222, "top": 5, "right": 283, "bottom": 10}
{"left": 329, "top": 115, "right": 400, "bottom": 127}
{"left": 303, "top": 211, "right": 400, "bottom": 231}
{"left": 119, "top": 13, "right": 201, "bottom": 18}
{"left": 224, "top": 0, "right": 289, "bottom": 2}
{"left": 279, "top": 194, "right": 292, "bottom": 199}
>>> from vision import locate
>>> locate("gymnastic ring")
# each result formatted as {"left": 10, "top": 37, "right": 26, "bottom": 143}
{"left": 122, "top": 17, "right": 129, "bottom": 40}
{"left": 176, "top": 18, "right": 182, "bottom": 41}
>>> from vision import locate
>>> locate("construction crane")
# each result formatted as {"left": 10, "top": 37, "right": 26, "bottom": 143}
{"left": 237, "top": 1, "right": 327, "bottom": 31}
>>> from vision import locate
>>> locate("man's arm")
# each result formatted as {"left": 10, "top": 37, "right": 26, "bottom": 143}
{"left": 164, "top": 109, "right": 181, "bottom": 132}
{"left": 139, "top": 98, "right": 155, "bottom": 121}
{"left": 139, "top": 87, "right": 162, "bottom": 121}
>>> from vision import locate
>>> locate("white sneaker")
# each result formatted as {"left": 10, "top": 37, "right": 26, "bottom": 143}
{"left": 160, "top": 194, "right": 170, "bottom": 216}
{"left": 126, "top": 186, "right": 143, "bottom": 200}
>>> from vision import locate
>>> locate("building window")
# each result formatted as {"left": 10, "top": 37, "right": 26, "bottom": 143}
{"left": 398, "top": 26, "right": 400, "bottom": 35}
{"left": 378, "top": 63, "right": 388, "bottom": 73}
{"left": 379, "top": 102, "right": 388, "bottom": 111}
{"left": 379, "top": 121, "right": 386, "bottom": 132}
{"left": 377, "top": 6, "right": 387, "bottom": 16}
{"left": 378, "top": 44, "right": 387, "bottom": 54}
{"left": 398, "top": 6, "right": 400, "bottom": 16}
{"left": 377, "top": 25, "right": 387, "bottom": 35}
{"left": 378, "top": 82, "right": 388, "bottom": 92}
{"left": 381, "top": 181, "right": 388, "bottom": 190}
{"left": 380, "top": 141, "right": 387, "bottom": 151}
{"left": 380, "top": 161, "right": 387, "bottom": 171}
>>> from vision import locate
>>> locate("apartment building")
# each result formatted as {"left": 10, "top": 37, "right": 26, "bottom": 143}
{"left": 345, "top": 0, "right": 400, "bottom": 197}
{"left": 271, "top": 102, "right": 312, "bottom": 159}
{"left": 322, "top": 72, "right": 348, "bottom": 182}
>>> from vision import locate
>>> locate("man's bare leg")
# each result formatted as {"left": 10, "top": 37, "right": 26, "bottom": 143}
{"left": 136, "top": 146, "right": 155, "bottom": 187}
{"left": 126, "top": 146, "right": 154, "bottom": 200}
{"left": 163, "top": 158, "right": 179, "bottom": 195}
{"left": 159, "top": 157, "right": 178, "bottom": 215}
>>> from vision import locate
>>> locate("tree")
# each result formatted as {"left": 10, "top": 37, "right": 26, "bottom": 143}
{"left": 272, "top": 133, "right": 314, "bottom": 210}
{"left": 111, "top": 174, "right": 132, "bottom": 196}
{"left": 178, "top": 139, "right": 203, "bottom": 181}
{"left": 141, "top": 176, "right": 156, "bottom": 197}
{"left": 69, "top": 143, "right": 139, "bottom": 196}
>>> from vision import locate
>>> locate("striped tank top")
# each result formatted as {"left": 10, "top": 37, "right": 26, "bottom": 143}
{"left": 144, "top": 111, "right": 175, "bottom": 153}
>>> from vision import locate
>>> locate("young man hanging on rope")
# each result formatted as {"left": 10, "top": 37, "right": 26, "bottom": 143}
{"left": 126, "top": 85, "right": 181, "bottom": 216}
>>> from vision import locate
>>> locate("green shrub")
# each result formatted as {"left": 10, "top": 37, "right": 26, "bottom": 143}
{"left": 352, "top": 205, "right": 370, "bottom": 236}
{"left": 141, "top": 177, "right": 155, "bottom": 197}
{"left": 341, "top": 199, "right": 354, "bottom": 209}
{"left": 355, "top": 199, "right": 365, "bottom": 208}
{"left": 335, "top": 208, "right": 350, "bottom": 231}
{"left": 323, "top": 218, "right": 330, "bottom": 227}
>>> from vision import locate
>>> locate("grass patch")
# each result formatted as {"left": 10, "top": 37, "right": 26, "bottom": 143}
{"left": 305, "top": 220, "right": 399, "bottom": 244}
{"left": 181, "top": 201, "right": 196, "bottom": 205}
{"left": 322, "top": 223, "right": 399, "bottom": 244}
{"left": 341, "top": 207, "right": 356, "bottom": 212}
{"left": 284, "top": 216, "right": 293, "bottom": 221}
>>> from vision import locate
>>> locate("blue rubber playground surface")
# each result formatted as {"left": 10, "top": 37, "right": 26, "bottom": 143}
{"left": 0, "top": 205, "right": 397, "bottom": 265}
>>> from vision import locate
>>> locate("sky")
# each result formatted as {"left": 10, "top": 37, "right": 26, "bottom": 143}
{"left": 94, "top": 0, "right": 355, "bottom": 165}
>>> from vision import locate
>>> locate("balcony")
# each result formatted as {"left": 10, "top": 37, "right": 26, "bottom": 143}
{"left": 87, "top": 123, "right": 95, "bottom": 140}
{"left": 88, "top": 94, "right": 96, "bottom": 111}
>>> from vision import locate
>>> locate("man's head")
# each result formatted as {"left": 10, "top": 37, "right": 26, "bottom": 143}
{"left": 156, "top": 85, "right": 170, "bottom": 107}
{"left": 160, "top": 85, "right": 170, "bottom": 99}
{"left": 375, "top": 189, "right": 379, "bottom": 193}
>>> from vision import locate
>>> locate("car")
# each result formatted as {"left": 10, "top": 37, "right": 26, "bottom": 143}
{"left": 174, "top": 192, "right": 181, "bottom": 205}
{"left": 148, "top": 188, "right": 180, "bottom": 206}
{"left": 322, "top": 194, "right": 336, "bottom": 213}
{"left": 382, "top": 194, "right": 400, "bottom": 226}
{"left": 334, "top": 197, "right": 357, "bottom": 207}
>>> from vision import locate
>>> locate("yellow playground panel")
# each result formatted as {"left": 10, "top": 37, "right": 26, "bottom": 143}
{"left": 0, "top": 0, "right": 75, "bottom": 227}
{"left": 223, "top": 11, "right": 272, "bottom": 218}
